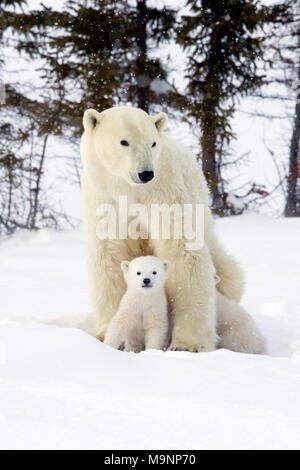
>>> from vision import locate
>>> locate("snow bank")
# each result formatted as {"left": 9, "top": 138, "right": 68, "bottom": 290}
{"left": 0, "top": 215, "right": 299, "bottom": 449}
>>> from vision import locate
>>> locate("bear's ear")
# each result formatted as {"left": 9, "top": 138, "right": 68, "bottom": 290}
{"left": 163, "top": 259, "right": 171, "bottom": 273}
{"left": 121, "top": 260, "right": 130, "bottom": 273}
{"left": 152, "top": 112, "right": 168, "bottom": 134}
{"left": 83, "top": 109, "right": 102, "bottom": 132}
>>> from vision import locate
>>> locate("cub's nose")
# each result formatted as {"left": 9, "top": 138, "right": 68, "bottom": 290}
{"left": 143, "top": 278, "right": 151, "bottom": 285}
{"left": 138, "top": 171, "right": 154, "bottom": 183}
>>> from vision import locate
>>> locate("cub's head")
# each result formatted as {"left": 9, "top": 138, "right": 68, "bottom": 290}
{"left": 121, "top": 256, "right": 170, "bottom": 295}
{"left": 82, "top": 106, "right": 167, "bottom": 186}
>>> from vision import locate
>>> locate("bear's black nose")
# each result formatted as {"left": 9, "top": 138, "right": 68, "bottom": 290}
{"left": 138, "top": 171, "right": 154, "bottom": 183}
{"left": 143, "top": 278, "right": 151, "bottom": 284}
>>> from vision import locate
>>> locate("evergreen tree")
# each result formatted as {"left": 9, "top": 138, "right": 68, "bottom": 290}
{"left": 177, "top": 0, "right": 288, "bottom": 216}
{"left": 14, "top": 0, "right": 177, "bottom": 136}
{"left": 127, "top": 0, "right": 177, "bottom": 113}
{"left": 0, "top": 0, "right": 69, "bottom": 233}
{"left": 0, "top": 0, "right": 29, "bottom": 233}
{"left": 283, "top": 1, "right": 300, "bottom": 217}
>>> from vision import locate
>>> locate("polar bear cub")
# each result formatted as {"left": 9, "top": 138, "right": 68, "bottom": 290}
{"left": 216, "top": 292, "right": 267, "bottom": 354}
{"left": 104, "top": 256, "right": 170, "bottom": 352}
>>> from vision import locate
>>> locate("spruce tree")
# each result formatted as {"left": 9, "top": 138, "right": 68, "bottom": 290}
{"left": 283, "top": 1, "right": 300, "bottom": 217}
{"left": 15, "top": 0, "right": 177, "bottom": 136}
{"left": 178, "top": 0, "right": 288, "bottom": 216}
{"left": 0, "top": 0, "right": 68, "bottom": 233}
{"left": 0, "top": 0, "right": 29, "bottom": 233}
{"left": 126, "top": 0, "right": 177, "bottom": 112}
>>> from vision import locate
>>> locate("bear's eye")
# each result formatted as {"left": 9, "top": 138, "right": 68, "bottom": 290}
{"left": 152, "top": 271, "right": 157, "bottom": 275}
{"left": 120, "top": 140, "right": 129, "bottom": 147}
{"left": 152, "top": 142, "right": 156, "bottom": 148}
{"left": 137, "top": 272, "right": 141, "bottom": 275}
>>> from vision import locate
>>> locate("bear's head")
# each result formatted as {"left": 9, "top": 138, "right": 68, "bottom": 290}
{"left": 82, "top": 106, "right": 168, "bottom": 186}
{"left": 121, "top": 256, "right": 170, "bottom": 295}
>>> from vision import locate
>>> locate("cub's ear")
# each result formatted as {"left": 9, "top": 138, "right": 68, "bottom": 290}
{"left": 152, "top": 112, "right": 168, "bottom": 133}
{"left": 83, "top": 108, "right": 102, "bottom": 131}
{"left": 163, "top": 259, "right": 171, "bottom": 273}
{"left": 121, "top": 260, "right": 130, "bottom": 273}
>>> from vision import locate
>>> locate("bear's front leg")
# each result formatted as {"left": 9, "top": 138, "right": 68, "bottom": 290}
{"left": 155, "top": 243, "right": 218, "bottom": 352}
{"left": 87, "top": 240, "right": 127, "bottom": 341}
{"left": 104, "top": 313, "right": 124, "bottom": 350}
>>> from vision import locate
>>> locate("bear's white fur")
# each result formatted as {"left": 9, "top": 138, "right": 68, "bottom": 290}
{"left": 104, "top": 256, "right": 169, "bottom": 352}
{"left": 216, "top": 292, "right": 266, "bottom": 354}
{"left": 81, "top": 105, "right": 263, "bottom": 354}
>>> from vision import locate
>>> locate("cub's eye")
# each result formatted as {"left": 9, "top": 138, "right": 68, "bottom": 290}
{"left": 152, "top": 271, "right": 157, "bottom": 275}
{"left": 152, "top": 142, "right": 156, "bottom": 148}
{"left": 120, "top": 140, "right": 129, "bottom": 146}
{"left": 137, "top": 272, "right": 141, "bottom": 275}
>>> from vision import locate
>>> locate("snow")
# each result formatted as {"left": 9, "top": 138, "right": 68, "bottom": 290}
{"left": 0, "top": 215, "right": 300, "bottom": 449}
{"left": 226, "top": 193, "right": 244, "bottom": 212}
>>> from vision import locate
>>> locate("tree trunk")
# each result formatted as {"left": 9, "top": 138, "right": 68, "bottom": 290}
{"left": 31, "top": 134, "right": 48, "bottom": 228}
{"left": 201, "top": 128, "right": 225, "bottom": 215}
{"left": 285, "top": 65, "right": 300, "bottom": 217}
{"left": 136, "top": 0, "right": 149, "bottom": 113}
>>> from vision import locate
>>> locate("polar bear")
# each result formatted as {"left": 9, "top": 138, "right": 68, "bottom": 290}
{"left": 81, "top": 105, "right": 263, "bottom": 353}
{"left": 104, "top": 256, "right": 169, "bottom": 352}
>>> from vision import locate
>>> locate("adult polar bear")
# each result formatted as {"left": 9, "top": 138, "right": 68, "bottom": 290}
{"left": 81, "top": 106, "right": 265, "bottom": 353}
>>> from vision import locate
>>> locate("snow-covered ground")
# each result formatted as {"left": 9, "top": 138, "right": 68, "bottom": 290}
{"left": 0, "top": 215, "right": 300, "bottom": 450}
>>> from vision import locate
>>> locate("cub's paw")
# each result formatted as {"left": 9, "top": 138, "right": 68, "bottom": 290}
{"left": 96, "top": 333, "right": 105, "bottom": 342}
{"left": 124, "top": 344, "right": 143, "bottom": 353}
{"left": 95, "top": 326, "right": 108, "bottom": 342}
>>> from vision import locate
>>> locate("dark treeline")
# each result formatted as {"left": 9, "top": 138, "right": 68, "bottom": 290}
{"left": 0, "top": 0, "right": 299, "bottom": 234}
